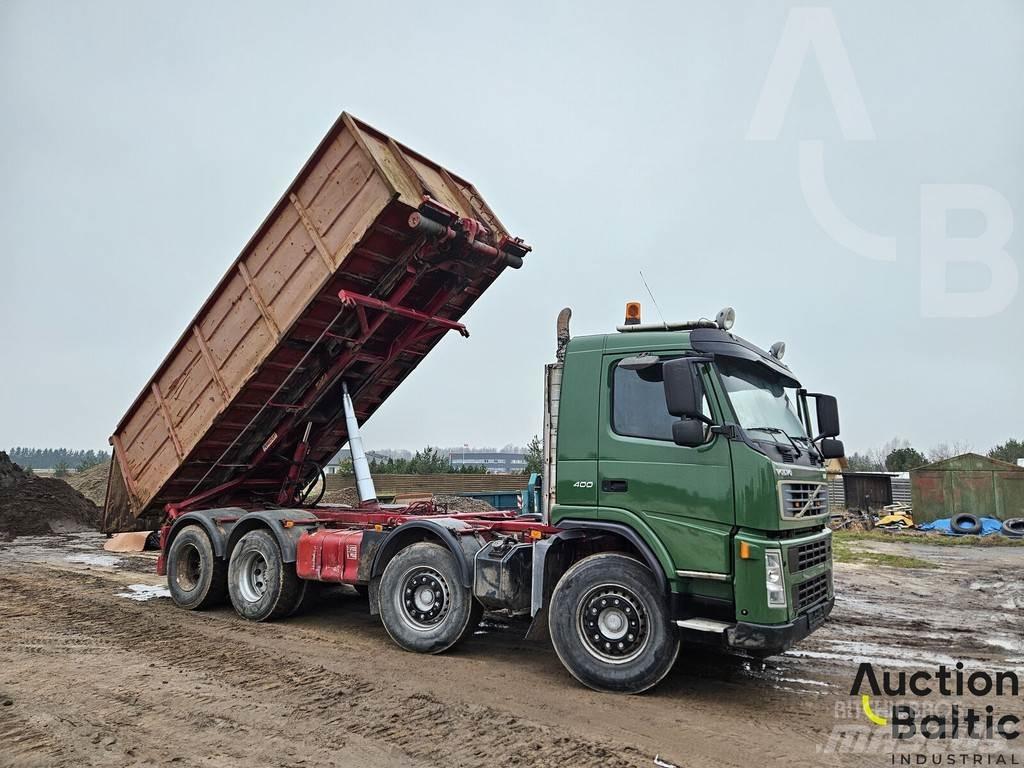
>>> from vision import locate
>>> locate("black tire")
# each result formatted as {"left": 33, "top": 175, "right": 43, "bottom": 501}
{"left": 951, "top": 513, "right": 982, "bottom": 535}
{"left": 227, "top": 529, "right": 302, "bottom": 621}
{"left": 378, "top": 542, "right": 482, "bottom": 654}
{"left": 166, "top": 524, "right": 227, "bottom": 610}
{"left": 1001, "top": 518, "right": 1024, "bottom": 537}
{"left": 549, "top": 553, "right": 679, "bottom": 694}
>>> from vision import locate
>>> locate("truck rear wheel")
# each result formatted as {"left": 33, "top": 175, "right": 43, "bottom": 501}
{"left": 167, "top": 524, "right": 227, "bottom": 610}
{"left": 227, "top": 529, "right": 301, "bottom": 621}
{"left": 379, "top": 542, "right": 482, "bottom": 654}
{"left": 549, "top": 553, "right": 679, "bottom": 694}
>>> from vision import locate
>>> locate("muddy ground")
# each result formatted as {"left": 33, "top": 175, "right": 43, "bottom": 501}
{"left": 1, "top": 534, "right": 1022, "bottom": 768}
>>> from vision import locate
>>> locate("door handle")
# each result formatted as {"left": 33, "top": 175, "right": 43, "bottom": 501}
{"left": 601, "top": 479, "right": 628, "bottom": 492}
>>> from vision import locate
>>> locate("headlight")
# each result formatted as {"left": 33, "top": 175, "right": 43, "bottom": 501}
{"left": 765, "top": 550, "right": 787, "bottom": 608}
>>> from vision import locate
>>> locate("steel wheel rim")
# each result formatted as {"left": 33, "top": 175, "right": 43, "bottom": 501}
{"left": 398, "top": 566, "right": 451, "bottom": 630}
{"left": 577, "top": 584, "right": 650, "bottom": 664}
{"left": 175, "top": 542, "right": 202, "bottom": 592}
{"left": 237, "top": 550, "right": 270, "bottom": 603}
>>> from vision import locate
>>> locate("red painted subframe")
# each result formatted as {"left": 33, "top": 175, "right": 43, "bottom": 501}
{"left": 157, "top": 506, "right": 562, "bottom": 578}
{"left": 338, "top": 291, "right": 469, "bottom": 338}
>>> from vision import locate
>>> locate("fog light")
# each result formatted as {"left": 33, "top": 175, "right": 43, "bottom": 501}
{"left": 716, "top": 306, "right": 735, "bottom": 331}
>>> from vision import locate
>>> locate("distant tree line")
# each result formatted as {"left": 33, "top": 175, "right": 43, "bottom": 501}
{"left": 844, "top": 437, "right": 1024, "bottom": 473}
{"left": 8, "top": 447, "right": 110, "bottom": 473}
{"left": 333, "top": 446, "right": 488, "bottom": 475}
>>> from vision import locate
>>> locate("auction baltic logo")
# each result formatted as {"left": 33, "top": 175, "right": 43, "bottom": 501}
{"left": 850, "top": 661, "right": 1022, "bottom": 764}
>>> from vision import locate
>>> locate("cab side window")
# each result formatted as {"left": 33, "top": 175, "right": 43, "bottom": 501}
{"left": 612, "top": 362, "right": 712, "bottom": 441}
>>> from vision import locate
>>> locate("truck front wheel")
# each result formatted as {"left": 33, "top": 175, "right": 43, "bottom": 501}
{"left": 378, "top": 542, "right": 482, "bottom": 654}
{"left": 166, "top": 524, "right": 227, "bottom": 610}
{"left": 227, "top": 529, "right": 302, "bottom": 621}
{"left": 549, "top": 553, "right": 679, "bottom": 693}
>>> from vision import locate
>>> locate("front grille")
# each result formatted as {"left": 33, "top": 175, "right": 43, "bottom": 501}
{"left": 794, "top": 572, "right": 829, "bottom": 612}
{"left": 789, "top": 537, "right": 831, "bottom": 572}
{"left": 780, "top": 482, "right": 827, "bottom": 518}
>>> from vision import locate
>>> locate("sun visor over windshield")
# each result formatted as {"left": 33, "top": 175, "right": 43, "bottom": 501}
{"left": 688, "top": 328, "right": 801, "bottom": 388}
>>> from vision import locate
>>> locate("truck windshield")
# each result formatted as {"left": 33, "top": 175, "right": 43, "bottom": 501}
{"left": 717, "top": 359, "right": 807, "bottom": 441}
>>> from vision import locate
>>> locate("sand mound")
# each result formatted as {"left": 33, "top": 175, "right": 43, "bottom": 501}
{"left": 0, "top": 451, "right": 102, "bottom": 539}
{"left": 320, "top": 486, "right": 360, "bottom": 506}
{"left": 64, "top": 461, "right": 110, "bottom": 507}
{"left": 433, "top": 494, "right": 495, "bottom": 513}
{"left": 318, "top": 486, "right": 497, "bottom": 513}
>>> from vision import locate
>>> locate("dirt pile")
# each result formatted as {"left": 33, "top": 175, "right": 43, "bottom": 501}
{"left": 320, "top": 486, "right": 360, "bottom": 506}
{"left": 0, "top": 452, "right": 102, "bottom": 539}
{"left": 318, "top": 487, "right": 498, "bottom": 514}
{"left": 63, "top": 461, "right": 110, "bottom": 506}
{"left": 433, "top": 494, "right": 496, "bottom": 513}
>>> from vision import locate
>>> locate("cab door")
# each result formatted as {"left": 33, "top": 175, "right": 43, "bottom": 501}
{"left": 597, "top": 353, "right": 735, "bottom": 576}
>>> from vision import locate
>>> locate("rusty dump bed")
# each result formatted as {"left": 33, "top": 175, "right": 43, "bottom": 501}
{"left": 103, "top": 113, "right": 529, "bottom": 532}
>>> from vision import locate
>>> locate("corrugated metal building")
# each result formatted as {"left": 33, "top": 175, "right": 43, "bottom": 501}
{"left": 911, "top": 453, "right": 1024, "bottom": 523}
{"left": 449, "top": 450, "right": 526, "bottom": 474}
{"left": 827, "top": 472, "right": 911, "bottom": 513}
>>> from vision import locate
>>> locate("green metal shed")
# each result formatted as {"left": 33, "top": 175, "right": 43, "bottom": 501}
{"left": 910, "top": 453, "right": 1024, "bottom": 523}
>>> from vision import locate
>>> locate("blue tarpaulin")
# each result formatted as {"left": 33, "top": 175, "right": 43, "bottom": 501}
{"left": 918, "top": 517, "right": 1004, "bottom": 536}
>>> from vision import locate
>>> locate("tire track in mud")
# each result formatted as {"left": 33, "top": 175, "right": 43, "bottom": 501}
{"left": 0, "top": 708, "right": 67, "bottom": 768}
{"left": 0, "top": 571, "right": 649, "bottom": 768}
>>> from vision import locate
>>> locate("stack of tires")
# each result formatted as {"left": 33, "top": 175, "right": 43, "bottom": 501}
{"left": 948, "top": 513, "right": 1024, "bottom": 537}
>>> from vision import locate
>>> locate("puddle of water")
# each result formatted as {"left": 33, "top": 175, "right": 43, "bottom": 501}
{"left": 786, "top": 647, "right": 1024, "bottom": 673}
{"left": 970, "top": 580, "right": 1007, "bottom": 591}
{"left": 116, "top": 584, "right": 170, "bottom": 601}
{"left": 65, "top": 553, "right": 121, "bottom": 567}
{"left": 775, "top": 675, "right": 833, "bottom": 688}
{"left": 983, "top": 636, "right": 1023, "bottom": 652}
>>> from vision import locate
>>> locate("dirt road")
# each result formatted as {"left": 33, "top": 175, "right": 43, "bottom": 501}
{"left": 1, "top": 533, "right": 1022, "bottom": 768}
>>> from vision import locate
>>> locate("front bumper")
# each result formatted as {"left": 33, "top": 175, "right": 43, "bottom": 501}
{"left": 725, "top": 597, "right": 834, "bottom": 655}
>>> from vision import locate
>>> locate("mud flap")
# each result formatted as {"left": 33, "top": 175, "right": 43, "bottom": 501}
{"left": 525, "top": 605, "right": 549, "bottom": 642}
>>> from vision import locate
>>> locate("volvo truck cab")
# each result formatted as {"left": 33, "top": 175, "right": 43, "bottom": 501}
{"left": 537, "top": 305, "right": 841, "bottom": 689}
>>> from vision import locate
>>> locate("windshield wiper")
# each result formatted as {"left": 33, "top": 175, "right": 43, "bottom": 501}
{"left": 746, "top": 426, "right": 803, "bottom": 456}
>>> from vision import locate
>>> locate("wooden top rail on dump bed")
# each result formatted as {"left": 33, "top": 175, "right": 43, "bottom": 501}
{"left": 103, "top": 113, "right": 529, "bottom": 532}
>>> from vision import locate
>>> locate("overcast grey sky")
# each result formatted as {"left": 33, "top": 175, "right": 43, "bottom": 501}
{"left": 1, "top": 1, "right": 1021, "bottom": 457}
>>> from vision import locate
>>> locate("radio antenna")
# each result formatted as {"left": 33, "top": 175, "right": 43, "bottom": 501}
{"left": 639, "top": 271, "right": 668, "bottom": 329}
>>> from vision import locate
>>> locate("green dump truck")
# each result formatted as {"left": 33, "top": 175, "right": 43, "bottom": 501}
{"left": 109, "top": 114, "right": 842, "bottom": 694}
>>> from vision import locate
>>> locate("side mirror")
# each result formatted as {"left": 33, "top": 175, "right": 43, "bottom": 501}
{"left": 814, "top": 394, "right": 840, "bottom": 438}
{"left": 820, "top": 438, "right": 845, "bottom": 459}
{"left": 672, "top": 419, "right": 705, "bottom": 448}
{"left": 663, "top": 358, "right": 705, "bottom": 419}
